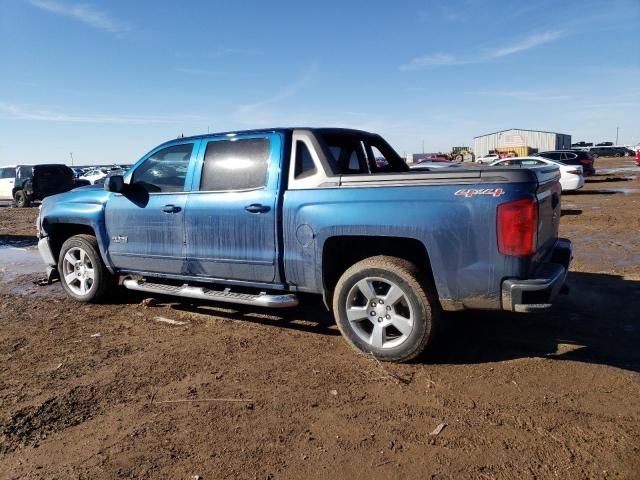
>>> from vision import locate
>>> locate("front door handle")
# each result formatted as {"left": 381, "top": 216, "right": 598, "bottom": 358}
{"left": 161, "top": 204, "right": 182, "bottom": 213}
{"left": 244, "top": 203, "right": 270, "bottom": 214}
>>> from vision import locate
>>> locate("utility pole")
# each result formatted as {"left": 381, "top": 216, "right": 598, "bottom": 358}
{"left": 615, "top": 127, "right": 619, "bottom": 145}
{"left": 69, "top": 152, "right": 74, "bottom": 167}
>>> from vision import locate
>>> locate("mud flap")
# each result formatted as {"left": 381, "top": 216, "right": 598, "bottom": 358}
{"left": 35, "top": 267, "right": 59, "bottom": 286}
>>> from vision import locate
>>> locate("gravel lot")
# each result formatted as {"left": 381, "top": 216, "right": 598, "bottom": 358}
{"left": 1, "top": 157, "right": 639, "bottom": 479}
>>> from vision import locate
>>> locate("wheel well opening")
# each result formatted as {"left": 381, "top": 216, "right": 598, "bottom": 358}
{"left": 322, "top": 236, "right": 434, "bottom": 303}
{"left": 47, "top": 224, "right": 96, "bottom": 262}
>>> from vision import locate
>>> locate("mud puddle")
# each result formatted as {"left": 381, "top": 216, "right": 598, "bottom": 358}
{"left": 0, "top": 245, "right": 45, "bottom": 281}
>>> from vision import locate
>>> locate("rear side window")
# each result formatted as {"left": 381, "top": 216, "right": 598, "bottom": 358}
{"left": 294, "top": 141, "right": 317, "bottom": 178}
{"left": 201, "top": 138, "right": 270, "bottom": 191}
{"left": 132, "top": 143, "right": 193, "bottom": 193}
{"left": 18, "top": 166, "right": 33, "bottom": 180}
{"left": 543, "top": 152, "right": 562, "bottom": 160}
{"left": 0, "top": 168, "right": 14, "bottom": 179}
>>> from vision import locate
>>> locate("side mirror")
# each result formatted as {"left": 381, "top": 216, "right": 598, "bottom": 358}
{"left": 104, "top": 175, "right": 126, "bottom": 193}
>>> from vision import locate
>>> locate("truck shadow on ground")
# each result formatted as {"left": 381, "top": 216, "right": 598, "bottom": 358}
{"left": 561, "top": 209, "right": 582, "bottom": 216}
{"left": 168, "top": 294, "right": 343, "bottom": 338}
{"left": 426, "top": 271, "right": 640, "bottom": 373}
{"left": 585, "top": 176, "right": 634, "bottom": 183}
{"left": 564, "top": 190, "right": 623, "bottom": 196}
{"left": 131, "top": 271, "right": 640, "bottom": 373}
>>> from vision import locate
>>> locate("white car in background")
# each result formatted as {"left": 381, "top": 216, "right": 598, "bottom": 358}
{"left": 490, "top": 156, "right": 584, "bottom": 191}
{"left": 0, "top": 165, "right": 17, "bottom": 200}
{"left": 475, "top": 154, "right": 500, "bottom": 164}
{"left": 80, "top": 168, "right": 108, "bottom": 185}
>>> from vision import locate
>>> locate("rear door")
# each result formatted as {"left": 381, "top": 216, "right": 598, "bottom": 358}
{"left": 105, "top": 141, "right": 199, "bottom": 275}
{"left": 183, "top": 133, "right": 282, "bottom": 283}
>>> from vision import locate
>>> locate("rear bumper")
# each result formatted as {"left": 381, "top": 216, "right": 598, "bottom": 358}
{"left": 501, "top": 238, "right": 572, "bottom": 313}
{"left": 562, "top": 175, "right": 584, "bottom": 191}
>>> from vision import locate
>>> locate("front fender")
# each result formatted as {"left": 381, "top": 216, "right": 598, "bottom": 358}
{"left": 40, "top": 188, "right": 115, "bottom": 272}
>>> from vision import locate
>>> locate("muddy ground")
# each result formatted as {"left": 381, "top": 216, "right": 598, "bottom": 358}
{"left": 1, "top": 157, "right": 639, "bottom": 479}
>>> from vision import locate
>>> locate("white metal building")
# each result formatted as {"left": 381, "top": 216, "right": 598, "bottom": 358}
{"left": 473, "top": 129, "right": 571, "bottom": 158}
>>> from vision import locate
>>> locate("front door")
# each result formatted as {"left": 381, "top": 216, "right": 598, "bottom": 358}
{"left": 105, "top": 142, "right": 198, "bottom": 275}
{"left": 183, "top": 134, "right": 281, "bottom": 283}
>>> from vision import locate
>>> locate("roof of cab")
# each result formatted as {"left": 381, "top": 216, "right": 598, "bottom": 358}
{"left": 157, "top": 127, "right": 378, "bottom": 148}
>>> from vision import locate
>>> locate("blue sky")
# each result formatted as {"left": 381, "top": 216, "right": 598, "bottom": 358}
{"left": 1, "top": 0, "right": 639, "bottom": 165}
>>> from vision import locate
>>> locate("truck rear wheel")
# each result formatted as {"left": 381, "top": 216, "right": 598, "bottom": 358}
{"left": 58, "top": 234, "right": 115, "bottom": 303}
{"left": 332, "top": 256, "right": 439, "bottom": 363}
{"left": 14, "top": 190, "right": 31, "bottom": 208}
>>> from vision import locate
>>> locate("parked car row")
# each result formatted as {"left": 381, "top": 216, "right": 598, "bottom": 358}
{"left": 76, "top": 165, "right": 130, "bottom": 184}
{"left": 573, "top": 146, "right": 635, "bottom": 158}
{"left": 489, "top": 157, "right": 584, "bottom": 192}
{"left": 532, "top": 150, "right": 595, "bottom": 176}
{"left": 0, "top": 164, "right": 90, "bottom": 207}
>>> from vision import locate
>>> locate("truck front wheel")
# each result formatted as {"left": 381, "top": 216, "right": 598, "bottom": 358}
{"left": 332, "top": 256, "right": 440, "bottom": 363}
{"left": 14, "top": 190, "right": 31, "bottom": 208}
{"left": 58, "top": 234, "right": 115, "bottom": 303}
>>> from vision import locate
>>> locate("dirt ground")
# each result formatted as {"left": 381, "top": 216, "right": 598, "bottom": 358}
{"left": 1, "top": 157, "right": 639, "bottom": 479}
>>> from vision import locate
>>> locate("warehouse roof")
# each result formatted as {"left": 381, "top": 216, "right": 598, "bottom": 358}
{"left": 474, "top": 128, "right": 570, "bottom": 138}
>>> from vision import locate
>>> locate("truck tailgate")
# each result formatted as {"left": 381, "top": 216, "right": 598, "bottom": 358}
{"left": 533, "top": 165, "right": 562, "bottom": 266}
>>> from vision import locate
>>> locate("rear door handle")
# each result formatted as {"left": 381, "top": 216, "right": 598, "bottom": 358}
{"left": 161, "top": 204, "right": 181, "bottom": 213}
{"left": 244, "top": 203, "right": 270, "bottom": 214}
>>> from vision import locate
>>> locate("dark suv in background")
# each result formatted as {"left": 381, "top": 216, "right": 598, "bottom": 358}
{"left": 589, "top": 146, "right": 628, "bottom": 158}
{"left": 533, "top": 150, "right": 595, "bottom": 176}
{"left": 8, "top": 164, "right": 87, "bottom": 207}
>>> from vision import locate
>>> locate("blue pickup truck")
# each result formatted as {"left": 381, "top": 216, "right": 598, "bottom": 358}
{"left": 37, "top": 128, "right": 572, "bottom": 362}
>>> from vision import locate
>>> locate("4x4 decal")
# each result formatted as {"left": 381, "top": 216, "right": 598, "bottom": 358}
{"left": 455, "top": 188, "right": 505, "bottom": 198}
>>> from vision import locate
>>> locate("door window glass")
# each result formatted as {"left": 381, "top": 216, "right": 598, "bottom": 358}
{"left": 132, "top": 144, "right": 193, "bottom": 193}
{"left": 200, "top": 137, "right": 270, "bottom": 191}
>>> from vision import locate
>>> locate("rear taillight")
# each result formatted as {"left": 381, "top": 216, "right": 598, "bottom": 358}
{"left": 567, "top": 169, "right": 581, "bottom": 175}
{"left": 497, "top": 198, "right": 538, "bottom": 256}
{"left": 580, "top": 159, "right": 591, "bottom": 165}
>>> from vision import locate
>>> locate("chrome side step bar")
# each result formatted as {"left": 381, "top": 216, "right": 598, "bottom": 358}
{"left": 123, "top": 279, "right": 299, "bottom": 308}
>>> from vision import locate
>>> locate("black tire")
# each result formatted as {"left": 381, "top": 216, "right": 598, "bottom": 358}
{"left": 58, "top": 234, "right": 116, "bottom": 303}
{"left": 14, "top": 190, "right": 31, "bottom": 208}
{"left": 332, "top": 256, "right": 440, "bottom": 363}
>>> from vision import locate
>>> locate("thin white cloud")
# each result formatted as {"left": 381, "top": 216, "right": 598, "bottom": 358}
{"left": 176, "top": 67, "right": 257, "bottom": 78}
{"left": 235, "top": 64, "right": 318, "bottom": 116}
{"left": 28, "top": 0, "right": 130, "bottom": 34}
{"left": 489, "top": 31, "right": 563, "bottom": 58}
{"left": 400, "top": 54, "right": 470, "bottom": 71}
{"left": 401, "top": 30, "right": 564, "bottom": 70}
{"left": 473, "top": 90, "right": 574, "bottom": 101}
{"left": 0, "top": 102, "right": 205, "bottom": 124}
